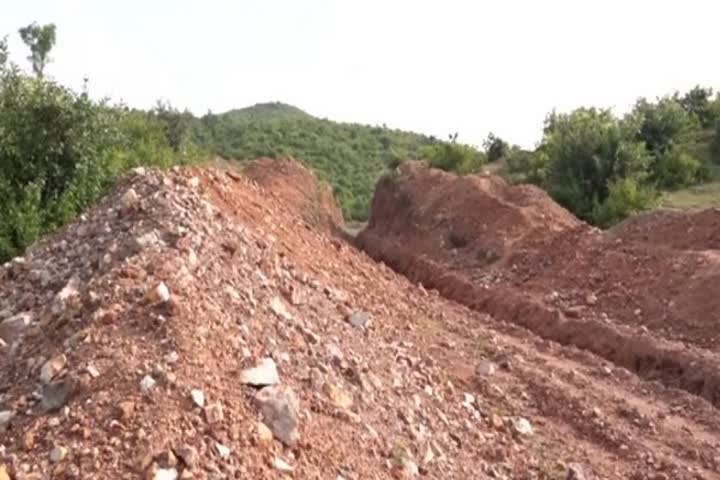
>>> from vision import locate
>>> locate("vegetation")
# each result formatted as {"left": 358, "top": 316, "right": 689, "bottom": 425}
{"left": 0, "top": 24, "right": 205, "bottom": 262}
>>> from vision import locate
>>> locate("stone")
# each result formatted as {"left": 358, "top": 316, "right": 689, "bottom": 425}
{"left": 121, "top": 188, "right": 140, "bottom": 209}
{"left": 585, "top": 293, "right": 598, "bottom": 306}
{"left": 117, "top": 401, "right": 136, "bottom": 420}
{"left": 40, "top": 354, "right": 67, "bottom": 384}
{"left": 256, "top": 421, "right": 274, "bottom": 447}
{"left": 204, "top": 402, "right": 224, "bottom": 424}
{"left": 325, "top": 383, "right": 353, "bottom": 410}
{"left": 150, "top": 467, "right": 178, "bottom": 480}
{"left": 0, "top": 312, "right": 33, "bottom": 343}
{"left": 86, "top": 364, "right": 100, "bottom": 378}
{"left": 41, "top": 377, "right": 78, "bottom": 412}
{"left": 269, "top": 296, "right": 293, "bottom": 321}
{"left": 148, "top": 282, "right": 171, "bottom": 303}
{"left": 190, "top": 389, "right": 204, "bottom": 408}
{"left": 254, "top": 385, "right": 300, "bottom": 447}
{"left": 347, "top": 311, "right": 371, "bottom": 329}
{"left": 272, "top": 457, "right": 294, "bottom": 473}
{"left": 156, "top": 450, "right": 178, "bottom": 468}
{"left": 23, "top": 431, "right": 35, "bottom": 450}
{"left": 476, "top": 360, "right": 497, "bottom": 377}
{"left": 50, "top": 445, "right": 68, "bottom": 462}
{"left": 175, "top": 444, "right": 198, "bottom": 469}
{"left": 566, "top": 463, "right": 586, "bottom": 480}
{"left": 0, "top": 410, "right": 14, "bottom": 431}
{"left": 0, "top": 465, "right": 9, "bottom": 480}
{"left": 140, "top": 375, "right": 157, "bottom": 394}
{"left": 52, "top": 277, "right": 81, "bottom": 313}
{"left": 512, "top": 417, "right": 534, "bottom": 436}
{"left": 214, "top": 442, "right": 230, "bottom": 459}
{"left": 239, "top": 358, "right": 279, "bottom": 386}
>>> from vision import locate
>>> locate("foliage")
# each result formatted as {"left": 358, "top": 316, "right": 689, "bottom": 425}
{"left": 483, "top": 133, "right": 508, "bottom": 163}
{"left": 591, "top": 177, "right": 657, "bottom": 228}
{"left": 18, "top": 22, "right": 56, "bottom": 78}
{"left": 678, "top": 86, "right": 718, "bottom": 128}
{"left": 653, "top": 147, "right": 704, "bottom": 189}
{"left": 422, "top": 135, "right": 485, "bottom": 175}
{"left": 207, "top": 102, "right": 445, "bottom": 220}
{"left": 539, "top": 108, "right": 654, "bottom": 223}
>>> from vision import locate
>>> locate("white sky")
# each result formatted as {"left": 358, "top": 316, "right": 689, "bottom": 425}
{"left": 2, "top": 0, "right": 718, "bottom": 148}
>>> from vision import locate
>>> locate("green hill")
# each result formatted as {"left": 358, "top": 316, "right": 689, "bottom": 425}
{"left": 203, "top": 102, "right": 442, "bottom": 220}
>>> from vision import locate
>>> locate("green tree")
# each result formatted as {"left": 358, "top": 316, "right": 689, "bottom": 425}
{"left": 0, "top": 36, "right": 8, "bottom": 69}
{"left": 18, "top": 22, "right": 56, "bottom": 78}
{"left": 678, "top": 86, "right": 717, "bottom": 128}
{"left": 483, "top": 132, "right": 508, "bottom": 163}
{"left": 540, "top": 108, "right": 654, "bottom": 222}
{"left": 632, "top": 96, "right": 698, "bottom": 155}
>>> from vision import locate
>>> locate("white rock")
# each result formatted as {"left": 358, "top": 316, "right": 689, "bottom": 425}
{"left": 153, "top": 468, "right": 178, "bottom": 480}
{"left": 50, "top": 445, "right": 68, "bottom": 462}
{"left": 0, "top": 312, "right": 33, "bottom": 343}
{"left": 140, "top": 375, "right": 157, "bottom": 394}
{"left": 0, "top": 410, "right": 14, "bottom": 430}
{"left": 86, "top": 364, "right": 100, "bottom": 378}
{"left": 214, "top": 442, "right": 230, "bottom": 458}
{"left": 272, "top": 457, "right": 294, "bottom": 472}
{"left": 121, "top": 188, "right": 141, "bottom": 209}
{"left": 512, "top": 417, "right": 534, "bottom": 436}
{"left": 153, "top": 282, "right": 171, "bottom": 303}
{"left": 190, "top": 389, "right": 205, "bottom": 408}
{"left": 269, "top": 296, "right": 293, "bottom": 321}
{"left": 477, "top": 360, "right": 497, "bottom": 377}
{"left": 164, "top": 351, "right": 179, "bottom": 364}
{"left": 240, "top": 358, "right": 279, "bottom": 386}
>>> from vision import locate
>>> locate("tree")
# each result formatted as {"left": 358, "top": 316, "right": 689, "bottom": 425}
{"left": 678, "top": 86, "right": 716, "bottom": 128}
{"left": 539, "top": 108, "right": 653, "bottom": 222}
{"left": 0, "top": 36, "right": 8, "bottom": 69}
{"left": 632, "top": 96, "right": 698, "bottom": 155}
{"left": 18, "top": 22, "right": 56, "bottom": 78}
{"left": 483, "top": 132, "right": 508, "bottom": 163}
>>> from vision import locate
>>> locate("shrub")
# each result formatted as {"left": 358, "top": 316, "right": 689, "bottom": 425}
{"left": 591, "top": 178, "right": 657, "bottom": 227}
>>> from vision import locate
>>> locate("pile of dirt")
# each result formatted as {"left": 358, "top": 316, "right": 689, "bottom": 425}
{"left": 243, "top": 156, "right": 343, "bottom": 232}
{"left": 359, "top": 164, "right": 720, "bottom": 408}
{"left": 609, "top": 208, "right": 720, "bottom": 251}
{"left": 1, "top": 158, "right": 719, "bottom": 479}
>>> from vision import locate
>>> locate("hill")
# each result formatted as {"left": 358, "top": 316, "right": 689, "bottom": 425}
{"left": 205, "top": 102, "right": 443, "bottom": 220}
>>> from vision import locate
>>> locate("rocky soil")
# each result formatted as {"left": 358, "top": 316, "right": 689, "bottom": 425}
{"left": 1, "top": 159, "right": 719, "bottom": 479}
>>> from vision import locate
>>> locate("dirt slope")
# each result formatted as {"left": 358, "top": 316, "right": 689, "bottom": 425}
{"left": 359, "top": 161, "right": 720, "bottom": 479}
{"left": 1, "top": 158, "right": 719, "bottom": 479}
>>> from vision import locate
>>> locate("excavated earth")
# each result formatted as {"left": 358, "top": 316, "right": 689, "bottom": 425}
{"left": 1, "top": 158, "right": 719, "bottom": 480}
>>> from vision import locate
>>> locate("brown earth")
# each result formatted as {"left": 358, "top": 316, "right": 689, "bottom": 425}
{"left": 1, "top": 158, "right": 719, "bottom": 479}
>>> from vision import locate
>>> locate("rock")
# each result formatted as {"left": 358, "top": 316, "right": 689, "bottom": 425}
{"left": 140, "top": 375, "right": 157, "bottom": 394}
{"left": 476, "top": 360, "right": 497, "bottom": 377}
{"left": 190, "top": 389, "right": 205, "bottom": 408}
{"left": 325, "top": 383, "right": 353, "bottom": 409}
{"left": 156, "top": 450, "right": 178, "bottom": 468}
{"left": 175, "top": 444, "right": 198, "bottom": 469}
{"left": 117, "top": 401, "right": 136, "bottom": 420}
{"left": 164, "top": 351, "right": 179, "bottom": 364}
{"left": 0, "top": 465, "right": 9, "bottom": 480}
{"left": 272, "top": 457, "right": 294, "bottom": 473}
{"left": 269, "top": 296, "right": 293, "bottom": 321}
{"left": 566, "top": 463, "right": 586, "bottom": 480}
{"left": 85, "top": 364, "right": 100, "bottom": 378}
{"left": 512, "top": 417, "right": 534, "bottom": 436}
{"left": 41, "top": 377, "right": 78, "bottom": 412}
{"left": 585, "top": 293, "right": 598, "bottom": 306}
{"left": 347, "top": 311, "right": 371, "bottom": 329}
{"left": 148, "top": 282, "right": 171, "bottom": 303}
{"left": 50, "top": 445, "right": 68, "bottom": 462}
{"left": 254, "top": 385, "right": 300, "bottom": 447}
{"left": 0, "top": 312, "right": 33, "bottom": 343}
{"left": 256, "top": 421, "right": 274, "bottom": 447}
{"left": 240, "top": 358, "right": 279, "bottom": 386}
{"left": 149, "top": 466, "right": 178, "bottom": 480}
{"left": 214, "top": 442, "right": 230, "bottom": 459}
{"left": 0, "top": 410, "right": 14, "bottom": 431}
{"left": 23, "top": 431, "right": 35, "bottom": 450}
{"left": 121, "top": 188, "right": 141, "bottom": 209}
{"left": 40, "top": 354, "right": 67, "bottom": 384}
{"left": 52, "top": 277, "right": 81, "bottom": 313}
{"left": 204, "top": 402, "right": 224, "bottom": 424}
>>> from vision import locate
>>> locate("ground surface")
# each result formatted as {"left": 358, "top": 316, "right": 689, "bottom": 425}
{"left": 0, "top": 159, "right": 718, "bottom": 479}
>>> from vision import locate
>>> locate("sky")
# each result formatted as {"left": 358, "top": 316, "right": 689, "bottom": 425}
{"left": 2, "top": 0, "right": 718, "bottom": 148}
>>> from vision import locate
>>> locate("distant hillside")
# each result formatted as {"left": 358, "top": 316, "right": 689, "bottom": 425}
{"left": 203, "top": 102, "right": 443, "bottom": 220}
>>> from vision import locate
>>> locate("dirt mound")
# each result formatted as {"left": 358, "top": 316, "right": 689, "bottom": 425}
{"left": 1, "top": 158, "right": 719, "bottom": 479}
{"left": 243, "top": 156, "right": 344, "bottom": 231}
{"left": 365, "top": 162, "right": 580, "bottom": 273}
{"left": 610, "top": 208, "right": 720, "bottom": 251}
{"left": 359, "top": 165, "right": 720, "bottom": 404}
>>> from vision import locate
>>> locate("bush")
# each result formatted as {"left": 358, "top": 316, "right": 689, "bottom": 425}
{"left": 591, "top": 178, "right": 657, "bottom": 227}
{"left": 653, "top": 148, "right": 703, "bottom": 189}
{"left": 422, "top": 141, "right": 485, "bottom": 175}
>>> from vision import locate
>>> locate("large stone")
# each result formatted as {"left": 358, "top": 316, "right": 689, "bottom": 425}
{"left": 41, "top": 377, "right": 79, "bottom": 412}
{"left": 0, "top": 312, "right": 33, "bottom": 343}
{"left": 175, "top": 444, "right": 198, "bottom": 469}
{"left": 347, "top": 311, "right": 371, "bottom": 329}
{"left": 566, "top": 463, "right": 586, "bottom": 480}
{"left": 254, "top": 385, "right": 300, "bottom": 447}
{"left": 40, "top": 354, "right": 67, "bottom": 384}
{"left": 512, "top": 417, "right": 534, "bottom": 436}
{"left": 240, "top": 358, "right": 279, "bottom": 387}
{"left": 269, "top": 296, "right": 293, "bottom": 321}
{"left": 0, "top": 410, "right": 14, "bottom": 431}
